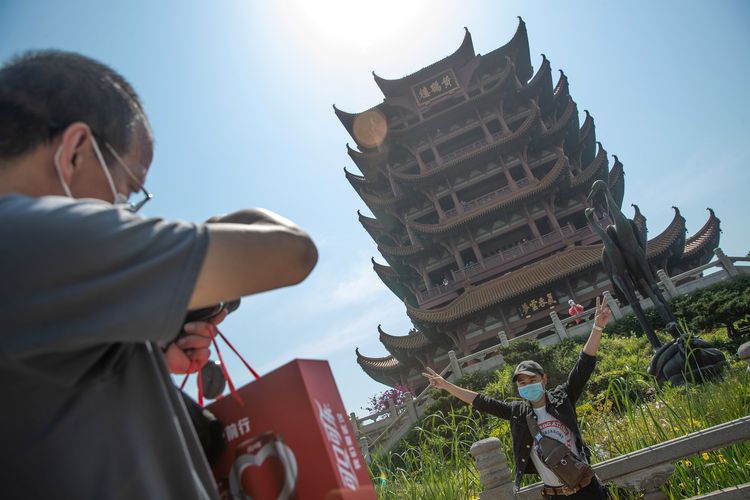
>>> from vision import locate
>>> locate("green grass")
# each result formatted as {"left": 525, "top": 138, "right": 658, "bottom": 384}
{"left": 367, "top": 327, "right": 750, "bottom": 499}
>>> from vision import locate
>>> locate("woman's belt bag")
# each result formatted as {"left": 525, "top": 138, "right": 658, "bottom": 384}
{"left": 526, "top": 413, "right": 593, "bottom": 489}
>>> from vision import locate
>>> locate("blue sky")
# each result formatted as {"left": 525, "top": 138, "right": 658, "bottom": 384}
{"left": 2, "top": 1, "right": 748, "bottom": 416}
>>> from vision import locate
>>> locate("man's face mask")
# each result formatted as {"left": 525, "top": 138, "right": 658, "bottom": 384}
{"left": 53, "top": 136, "right": 128, "bottom": 206}
{"left": 518, "top": 382, "right": 545, "bottom": 402}
{"left": 53, "top": 133, "right": 151, "bottom": 212}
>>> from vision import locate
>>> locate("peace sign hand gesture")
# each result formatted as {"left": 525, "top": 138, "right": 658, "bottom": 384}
{"left": 593, "top": 296, "right": 612, "bottom": 330}
{"left": 422, "top": 367, "right": 450, "bottom": 391}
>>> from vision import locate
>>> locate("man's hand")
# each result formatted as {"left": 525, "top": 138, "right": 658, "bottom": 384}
{"left": 593, "top": 296, "right": 612, "bottom": 329}
{"left": 422, "top": 366, "right": 478, "bottom": 404}
{"left": 422, "top": 367, "right": 450, "bottom": 390}
{"left": 583, "top": 295, "right": 611, "bottom": 356}
{"left": 165, "top": 308, "right": 228, "bottom": 374}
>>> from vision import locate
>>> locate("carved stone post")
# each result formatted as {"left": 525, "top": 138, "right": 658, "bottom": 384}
{"left": 404, "top": 392, "right": 418, "bottom": 423}
{"left": 448, "top": 350, "right": 463, "bottom": 379}
{"left": 387, "top": 398, "right": 398, "bottom": 420}
{"left": 738, "top": 342, "right": 750, "bottom": 372}
{"left": 497, "top": 330, "right": 510, "bottom": 348}
{"left": 612, "top": 463, "right": 674, "bottom": 499}
{"left": 550, "top": 311, "right": 568, "bottom": 340}
{"left": 360, "top": 436, "right": 370, "bottom": 464}
{"left": 349, "top": 412, "right": 360, "bottom": 438}
{"left": 714, "top": 247, "right": 739, "bottom": 278}
{"left": 602, "top": 290, "right": 623, "bottom": 320}
{"left": 657, "top": 269, "right": 679, "bottom": 299}
{"left": 470, "top": 438, "right": 514, "bottom": 499}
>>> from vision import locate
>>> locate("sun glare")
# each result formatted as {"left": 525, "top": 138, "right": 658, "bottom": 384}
{"left": 284, "top": 0, "right": 437, "bottom": 54}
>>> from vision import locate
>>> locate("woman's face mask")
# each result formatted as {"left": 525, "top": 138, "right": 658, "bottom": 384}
{"left": 518, "top": 382, "right": 545, "bottom": 402}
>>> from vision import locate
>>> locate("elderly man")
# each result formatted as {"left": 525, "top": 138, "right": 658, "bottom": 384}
{"left": 423, "top": 297, "right": 612, "bottom": 499}
{"left": 0, "top": 51, "right": 317, "bottom": 499}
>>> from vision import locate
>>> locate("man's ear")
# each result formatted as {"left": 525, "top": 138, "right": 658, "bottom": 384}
{"left": 542, "top": 374, "right": 548, "bottom": 386}
{"left": 54, "top": 122, "right": 93, "bottom": 183}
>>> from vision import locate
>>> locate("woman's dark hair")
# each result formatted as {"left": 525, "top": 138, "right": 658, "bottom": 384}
{"left": 0, "top": 50, "right": 150, "bottom": 162}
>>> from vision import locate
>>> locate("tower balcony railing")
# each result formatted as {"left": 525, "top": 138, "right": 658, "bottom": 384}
{"left": 423, "top": 130, "right": 511, "bottom": 171}
{"left": 416, "top": 225, "right": 599, "bottom": 304}
{"left": 443, "top": 177, "right": 531, "bottom": 220}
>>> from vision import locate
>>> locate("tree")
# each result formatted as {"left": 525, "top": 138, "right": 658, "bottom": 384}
{"left": 363, "top": 384, "right": 415, "bottom": 414}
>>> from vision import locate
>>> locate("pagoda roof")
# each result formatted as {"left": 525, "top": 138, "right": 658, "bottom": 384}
{"left": 607, "top": 155, "right": 625, "bottom": 208}
{"left": 360, "top": 187, "right": 402, "bottom": 208}
{"left": 406, "top": 245, "right": 602, "bottom": 324}
{"left": 344, "top": 166, "right": 378, "bottom": 189}
{"left": 578, "top": 110, "right": 594, "bottom": 143}
{"left": 378, "top": 241, "right": 426, "bottom": 258}
{"left": 570, "top": 142, "right": 607, "bottom": 189}
{"left": 477, "top": 17, "right": 533, "bottom": 84}
{"left": 358, "top": 210, "right": 385, "bottom": 240}
{"left": 631, "top": 204, "right": 648, "bottom": 243}
{"left": 355, "top": 348, "right": 404, "bottom": 384}
{"left": 379, "top": 325, "right": 432, "bottom": 351}
{"left": 683, "top": 208, "right": 721, "bottom": 259}
{"left": 406, "top": 210, "right": 689, "bottom": 325}
{"left": 516, "top": 54, "right": 553, "bottom": 110}
{"left": 407, "top": 151, "right": 567, "bottom": 235}
{"left": 534, "top": 97, "right": 578, "bottom": 149}
{"left": 373, "top": 27, "right": 475, "bottom": 98}
{"left": 333, "top": 105, "right": 360, "bottom": 148}
{"left": 372, "top": 257, "right": 400, "bottom": 279}
{"left": 346, "top": 143, "right": 388, "bottom": 179}
{"left": 553, "top": 69, "right": 569, "bottom": 99}
{"left": 390, "top": 103, "right": 540, "bottom": 184}
{"left": 646, "top": 206, "right": 686, "bottom": 258}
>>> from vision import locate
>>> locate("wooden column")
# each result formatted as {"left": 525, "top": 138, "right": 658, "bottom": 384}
{"left": 519, "top": 145, "right": 534, "bottom": 179}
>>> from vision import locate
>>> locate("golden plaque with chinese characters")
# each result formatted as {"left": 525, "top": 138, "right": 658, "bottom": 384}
{"left": 411, "top": 69, "right": 460, "bottom": 107}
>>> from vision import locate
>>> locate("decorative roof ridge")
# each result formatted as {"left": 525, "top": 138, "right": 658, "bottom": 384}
{"left": 481, "top": 17, "right": 532, "bottom": 82}
{"left": 355, "top": 348, "right": 402, "bottom": 370}
{"left": 390, "top": 103, "right": 540, "bottom": 183}
{"left": 553, "top": 69, "right": 569, "bottom": 98}
{"left": 347, "top": 142, "right": 385, "bottom": 160}
{"left": 377, "top": 240, "right": 425, "bottom": 257}
{"left": 333, "top": 104, "right": 358, "bottom": 144}
{"left": 344, "top": 166, "right": 375, "bottom": 187}
{"left": 360, "top": 186, "right": 401, "bottom": 207}
{"left": 645, "top": 206, "right": 686, "bottom": 257}
{"left": 541, "top": 97, "right": 576, "bottom": 137}
{"left": 372, "top": 27, "right": 474, "bottom": 98}
{"left": 358, "top": 210, "right": 383, "bottom": 229}
{"left": 684, "top": 208, "right": 721, "bottom": 257}
{"left": 608, "top": 155, "right": 624, "bottom": 188}
{"left": 372, "top": 257, "right": 399, "bottom": 277}
{"left": 570, "top": 142, "right": 607, "bottom": 188}
{"left": 578, "top": 109, "right": 594, "bottom": 141}
{"left": 519, "top": 53, "right": 550, "bottom": 92}
{"left": 407, "top": 151, "right": 566, "bottom": 235}
{"left": 378, "top": 325, "right": 432, "bottom": 350}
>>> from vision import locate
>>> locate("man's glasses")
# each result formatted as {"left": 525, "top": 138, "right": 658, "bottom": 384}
{"left": 102, "top": 141, "right": 153, "bottom": 213}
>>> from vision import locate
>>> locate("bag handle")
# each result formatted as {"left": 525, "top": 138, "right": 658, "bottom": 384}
{"left": 179, "top": 324, "right": 260, "bottom": 406}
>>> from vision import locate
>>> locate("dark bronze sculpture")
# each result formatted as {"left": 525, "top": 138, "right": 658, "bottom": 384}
{"left": 586, "top": 180, "right": 725, "bottom": 385}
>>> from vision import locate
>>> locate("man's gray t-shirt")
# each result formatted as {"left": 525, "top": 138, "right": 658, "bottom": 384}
{"left": 0, "top": 195, "right": 219, "bottom": 500}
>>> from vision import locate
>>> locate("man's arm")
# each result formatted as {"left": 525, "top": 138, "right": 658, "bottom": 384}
{"left": 423, "top": 367, "right": 478, "bottom": 404}
{"left": 422, "top": 367, "right": 514, "bottom": 419}
{"left": 567, "top": 296, "right": 611, "bottom": 401}
{"left": 582, "top": 296, "right": 610, "bottom": 357}
{"left": 189, "top": 209, "right": 318, "bottom": 309}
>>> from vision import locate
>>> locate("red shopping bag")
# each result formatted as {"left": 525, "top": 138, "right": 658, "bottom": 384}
{"left": 206, "top": 358, "right": 376, "bottom": 499}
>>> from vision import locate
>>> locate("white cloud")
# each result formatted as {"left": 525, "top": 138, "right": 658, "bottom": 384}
{"left": 258, "top": 298, "right": 404, "bottom": 371}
